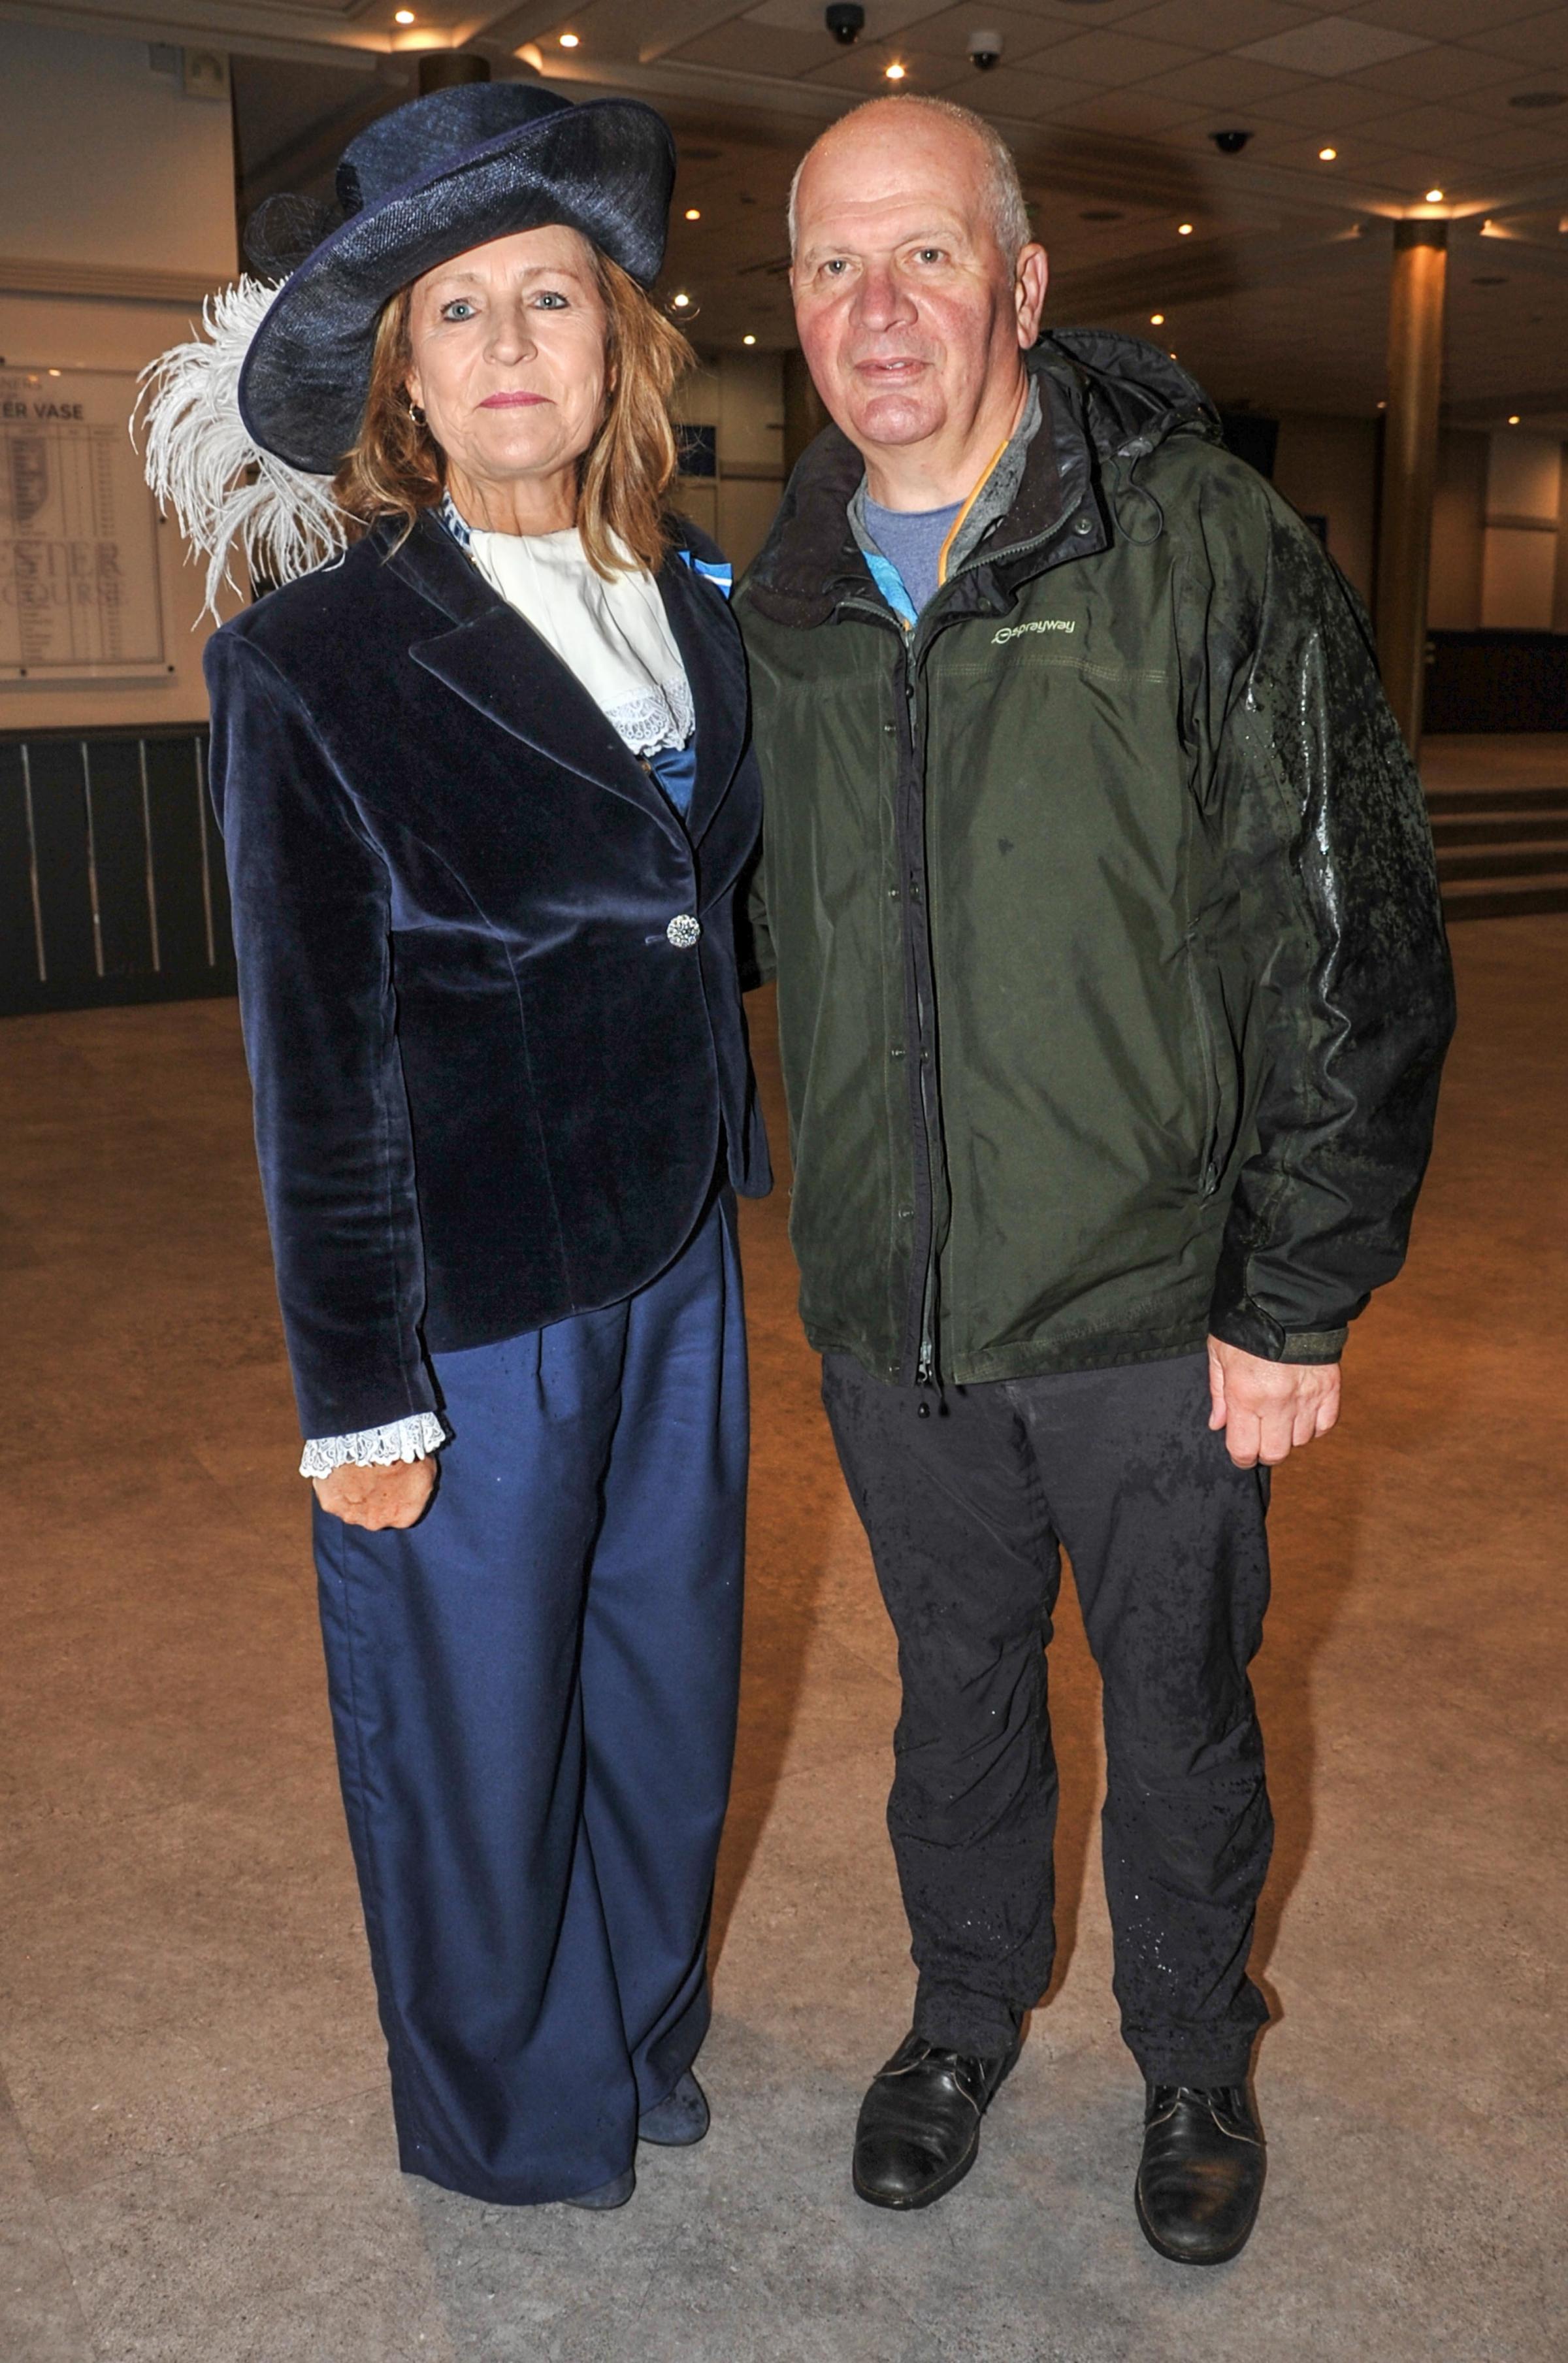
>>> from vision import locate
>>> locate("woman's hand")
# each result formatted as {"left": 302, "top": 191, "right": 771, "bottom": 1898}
{"left": 313, "top": 1458, "right": 438, "bottom": 1530}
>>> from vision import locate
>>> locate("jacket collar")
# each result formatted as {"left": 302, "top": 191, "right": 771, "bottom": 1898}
{"left": 741, "top": 340, "right": 1190, "bottom": 630}
{"left": 381, "top": 510, "right": 745, "bottom": 848}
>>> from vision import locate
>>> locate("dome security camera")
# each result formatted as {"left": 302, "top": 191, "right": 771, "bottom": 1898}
{"left": 825, "top": 3, "right": 865, "bottom": 43}
{"left": 969, "top": 28, "right": 1004, "bottom": 69}
{"left": 1210, "top": 128, "right": 1252, "bottom": 154}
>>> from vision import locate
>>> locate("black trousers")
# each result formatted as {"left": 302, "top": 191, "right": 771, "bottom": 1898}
{"left": 822, "top": 1349, "right": 1273, "bottom": 2088}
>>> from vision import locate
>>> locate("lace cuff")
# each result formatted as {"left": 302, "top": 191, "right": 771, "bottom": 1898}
{"left": 299, "top": 1412, "right": 447, "bottom": 1481}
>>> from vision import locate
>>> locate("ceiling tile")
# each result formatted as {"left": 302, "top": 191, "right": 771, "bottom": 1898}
{"left": 1366, "top": 103, "right": 1519, "bottom": 154}
{"left": 743, "top": 0, "right": 950, "bottom": 29}
{"left": 874, "top": 5, "right": 1073, "bottom": 69}
{"left": 1022, "top": 29, "right": 1204, "bottom": 88}
{"left": 1464, "top": 80, "right": 1568, "bottom": 124}
{"left": 803, "top": 44, "right": 990, "bottom": 94}
{"left": 1345, "top": 44, "right": 1522, "bottom": 101}
{"left": 1049, "top": 88, "right": 1212, "bottom": 137}
{"left": 1003, "top": 0, "right": 1177, "bottom": 23}
{"left": 972, "top": 64, "right": 1110, "bottom": 115}
{"left": 1238, "top": 17, "right": 1431, "bottom": 76}
{"left": 1464, "top": 16, "right": 1568, "bottom": 68}
{"left": 1462, "top": 122, "right": 1568, "bottom": 169}
{"left": 671, "top": 21, "right": 833, "bottom": 75}
{"left": 1239, "top": 74, "right": 1394, "bottom": 129}
{"left": 1130, "top": 56, "right": 1314, "bottom": 107}
{"left": 1350, "top": 0, "right": 1560, "bottom": 38}
{"left": 1114, "top": 0, "right": 1315, "bottom": 50}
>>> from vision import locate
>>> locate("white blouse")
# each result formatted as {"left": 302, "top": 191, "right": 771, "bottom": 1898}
{"left": 466, "top": 520, "right": 694, "bottom": 756}
{"left": 299, "top": 510, "right": 695, "bottom": 1483}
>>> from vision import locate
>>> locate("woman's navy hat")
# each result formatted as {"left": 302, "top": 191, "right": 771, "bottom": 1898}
{"left": 237, "top": 81, "right": 677, "bottom": 474}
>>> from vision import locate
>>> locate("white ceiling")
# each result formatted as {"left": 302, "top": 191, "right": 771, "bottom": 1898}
{"left": 16, "top": 0, "right": 1568, "bottom": 423}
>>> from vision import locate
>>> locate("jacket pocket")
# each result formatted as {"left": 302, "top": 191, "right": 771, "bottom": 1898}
{"left": 1184, "top": 948, "right": 1230, "bottom": 1196}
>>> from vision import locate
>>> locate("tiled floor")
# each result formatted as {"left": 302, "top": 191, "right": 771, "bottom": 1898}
{"left": 3, "top": 763, "right": 1565, "bottom": 2358}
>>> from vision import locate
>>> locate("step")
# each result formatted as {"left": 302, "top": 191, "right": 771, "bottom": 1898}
{"left": 1428, "top": 814, "right": 1568, "bottom": 848}
{"left": 1425, "top": 785, "right": 1568, "bottom": 816}
{"left": 1437, "top": 845, "right": 1568, "bottom": 884}
{"left": 1441, "top": 877, "right": 1568, "bottom": 921}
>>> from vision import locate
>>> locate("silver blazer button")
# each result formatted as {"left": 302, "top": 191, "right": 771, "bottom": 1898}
{"left": 666, "top": 914, "right": 702, "bottom": 948}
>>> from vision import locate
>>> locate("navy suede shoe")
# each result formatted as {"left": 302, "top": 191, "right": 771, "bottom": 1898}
{"left": 562, "top": 2167, "right": 636, "bottom": 2211}
{"left": 638, "top": 2069, "right": 710, "bottom": 2147}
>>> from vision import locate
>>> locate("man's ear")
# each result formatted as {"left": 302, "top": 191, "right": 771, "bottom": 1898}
{"left": 1015, "top": 243, "right": 1049, "bottom": 350}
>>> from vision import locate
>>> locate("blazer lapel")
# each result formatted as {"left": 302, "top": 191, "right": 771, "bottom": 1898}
{"left": 384, "top": 515, "right": 687, "bottom": 841}
{"left": 657, "top": 547, "right": 749, "bottom": 848}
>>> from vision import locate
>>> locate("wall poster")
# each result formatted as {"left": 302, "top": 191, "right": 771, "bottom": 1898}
{"left": 0, "top": 366, "right": 166, "bottom": 679}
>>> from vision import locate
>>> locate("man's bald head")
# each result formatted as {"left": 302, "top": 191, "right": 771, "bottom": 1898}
{"left": 786, "top": 93, "right": 1048, "bottom": 507}
{"left": 789, "top": 97, "right": 1031, "bottom": 265}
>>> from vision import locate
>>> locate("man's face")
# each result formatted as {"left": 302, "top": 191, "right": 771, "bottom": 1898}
{"left": 790, "top": 109, "right": 1045, "bottom": 463}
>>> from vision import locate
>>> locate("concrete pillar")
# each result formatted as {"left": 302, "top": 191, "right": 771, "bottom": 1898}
{"left": 782, "top": 346, "right": 827, "bottom": 480}
{"left": 1375, "top": 219, "right": 1448, "bottom": 749}
{"left": 418, "top": 51, "right": 490, "bottom": 93}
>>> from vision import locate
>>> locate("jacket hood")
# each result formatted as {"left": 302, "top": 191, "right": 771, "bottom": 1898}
{"left": 1034, "top": 327, "right": 1221, "bottom": 461}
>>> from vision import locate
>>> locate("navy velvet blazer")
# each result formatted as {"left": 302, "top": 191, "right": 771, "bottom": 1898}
{"left": 205, "top": 510, "right": 772, "bottom": 1443}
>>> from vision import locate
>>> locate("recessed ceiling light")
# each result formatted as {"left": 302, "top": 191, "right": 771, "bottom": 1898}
{"left": 1510, "top": 90, "right": 1567, "bottom": 109}
{"left": 47, "top": 367, "right": 60, "bottom": 376}
{"left": 1509, "top": 413, "right": 1521, "bottom": 425}
{"left": 672, "top": 292, "right": 691, "bottom": 308}
{"left": 393, "top": 8, "right": 414, "bottom": 20}
{"left": 1377, "top": 399, "right": 1386, "bottom": 409}
{"left": 559, "top": 30, "right": 579, "bottom": 46}
{"left": 1425, "top": 188, "right": 1444, "bottom": 203}
{"left": 1080, "top": 208, "right": 1123, "bottom": 222}
{"left": 1150, "top": 312, "right": 1164, "bottom": 325}
{"left": 1318, "top": 146, "right": 1337, "bottom": 161}
{"left": 684, "top": 207, "right": 701, "bottom": 221}
{"left": 1177, "top": 221, "right": 1194, "bottom": 235}
{"left": 885, "top": 61, "right": 906, "bottom": 81}
{"left": 743, "top": 333, "right": 757, "bottom": 346}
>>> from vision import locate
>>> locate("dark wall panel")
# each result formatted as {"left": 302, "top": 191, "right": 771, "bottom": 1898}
{"left": 0, "top": 727, "right": 233, "bottom": 1016}
{"left": 25, "top": 740, "right": 98, "bottom": 995}
{"left": 83, "top": 738, "right": 155, "bottom": 982}
{"left": 0, "top": 743, "right": 41, "bottom": 1001}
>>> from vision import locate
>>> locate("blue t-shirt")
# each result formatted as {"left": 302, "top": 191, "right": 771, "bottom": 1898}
{"left": 862, "top": 495, "right": 963, "bottom": 620}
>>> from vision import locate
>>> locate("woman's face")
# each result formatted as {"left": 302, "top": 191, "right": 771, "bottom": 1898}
{"left": 404, "top": 224, "right": 610, "bottom": 507}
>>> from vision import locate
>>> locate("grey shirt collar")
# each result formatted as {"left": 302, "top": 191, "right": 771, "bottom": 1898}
{"left": 847, "top": 376, "right": 1043, "bottom": 597}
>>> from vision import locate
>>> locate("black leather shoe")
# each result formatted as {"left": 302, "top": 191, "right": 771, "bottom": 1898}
{"left": 853, "top": 2029, "right": 1021, "bottom": 2211}
{"left": 1134, "top": 2083, "right": 1265, "bottom": 2266}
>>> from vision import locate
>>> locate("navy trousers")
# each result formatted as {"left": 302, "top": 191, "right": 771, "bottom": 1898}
{"left": 312, "top": 1191, "right": 747, "bottom": 2204}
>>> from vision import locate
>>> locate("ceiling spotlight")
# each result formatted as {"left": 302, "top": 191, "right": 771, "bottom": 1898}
{"left": 559, "top": 29, "right": 580, "bottom": 46}
{"left": 1377, "top": 399, "right": 1386, "bottom": 409}
{"left": 1509, "top": 413, "right": 1521, "bottom": 425}
{"left": 684, "top": 207, "right": 702, "bottom": 220}
{"left": 1425, "top": 187, "right": 1444, "bottom": 203}
{"left": 393, "top": 7, "right": 414, "bottom": 20}
{"left": 743, "top": 333, "right": 757, "bottom": 346}
{"left": 672, "top": 291, "right": 691, "bottom": 308}
{"left": 1150, "top": 312, "right": 1165, "bottom": 325}
{"left": 1318, "top": 146, "right": 1337, "bottom": 161}
{"left": 1177, "top": 221, "right": 1194, "bottom": 235}
{"left": 885, "top": 61, "right": 907, "bottom": 80}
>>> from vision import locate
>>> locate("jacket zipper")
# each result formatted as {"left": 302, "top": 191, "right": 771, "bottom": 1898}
{"left": 841, "top": 593, "right": 943, "bottom": 1388}
{"left": 838, "top": 503, "right": 1103, "bottom": 1389}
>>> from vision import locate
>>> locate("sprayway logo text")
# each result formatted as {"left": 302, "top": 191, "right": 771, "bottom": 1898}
{"left": 992, "top": 618, "right": 1076, "bottom": 644}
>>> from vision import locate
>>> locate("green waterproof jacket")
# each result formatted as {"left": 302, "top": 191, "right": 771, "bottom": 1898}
{"left": 735, "top": 333, "right": 1455, "bottom": 1388}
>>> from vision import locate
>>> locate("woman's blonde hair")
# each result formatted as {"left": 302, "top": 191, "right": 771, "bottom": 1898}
{"left": 331, "top": 240, "right": 693, "bottom": 576}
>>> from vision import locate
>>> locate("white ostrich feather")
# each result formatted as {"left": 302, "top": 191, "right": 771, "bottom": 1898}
{"left": 136, "top": 276, "right": 348, "bottom": 618}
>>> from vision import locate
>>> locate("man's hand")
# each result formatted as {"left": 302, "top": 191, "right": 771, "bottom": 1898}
{"left": 1207, "top": 1338, "right": 1341, "bottom": 1470}
{"left": 312, "top": 1457, "right": 437, "bottom": 1530}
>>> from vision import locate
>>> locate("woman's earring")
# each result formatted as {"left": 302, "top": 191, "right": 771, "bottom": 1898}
{"left": 405, "top": 393, "right": 427, "bottom": 427}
